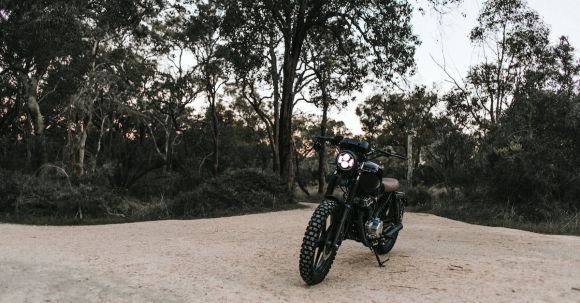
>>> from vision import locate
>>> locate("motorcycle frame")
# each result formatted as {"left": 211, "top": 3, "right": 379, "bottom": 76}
{"left": 326, "top": 164, "right": 399, "bottom": 250}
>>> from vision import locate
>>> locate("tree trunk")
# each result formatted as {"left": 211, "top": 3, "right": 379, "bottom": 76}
{"left": 317, "top": 100, "right": 329, "bottom": 194}
{"left": 91, "top": 116, "right": 107, "bottom": 173}
{"left": 76, "top": 119, "right": 89, "bottom": 176}
{"left": 406, "top": 125, "right": 414, "bottom": 188}
{"left": 209, "top": 95, "right": 220, "bottom": 177}
{"left": 278, "top": 22, "right": 308, "bottom": 189}
{"left": 294, "top": 146, "right": 310, "bottom": 197}
{"left": 270, "top": 141, "right": 280, "bottom": 174}
{"left": 415, "top": 144, "right": 422, "bottom": 168}
{"left": 21, "top": 75, "right": 47, "bottom": 165}
{"left": 269, "top": 41, "right": 281, "bottom": 173}
{"left": 163, "top": 128, "right": 170, "bottom": 174}
{"left": 278, "top": 58, "right": 297, "bottom": 188}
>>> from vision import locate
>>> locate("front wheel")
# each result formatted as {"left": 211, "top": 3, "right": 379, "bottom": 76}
{"left": 299, "top": 200, "right": 338, "bottom": 285}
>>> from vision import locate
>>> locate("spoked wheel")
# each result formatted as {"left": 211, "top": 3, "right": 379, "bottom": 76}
{"left": 374, "top": 224, "right": 399, "bottom": 255}
{"left": 299, "top": 200, "right": 338, "bottom": 285}
{"left": 374, "top": 198, "right": 405, "bottom": 255}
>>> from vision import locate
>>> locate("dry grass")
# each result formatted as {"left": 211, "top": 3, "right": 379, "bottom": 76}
{"left": 409, "top": 195, "right": 580, "bottom": 236}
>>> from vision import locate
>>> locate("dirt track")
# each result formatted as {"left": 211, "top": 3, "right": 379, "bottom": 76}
{"left": 1, "top": 203, "right": 579, "bottom": 303}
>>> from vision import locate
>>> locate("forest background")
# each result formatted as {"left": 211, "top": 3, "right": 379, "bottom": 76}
{"left": 1, "top": 0, "right": 579, "bottom": 234}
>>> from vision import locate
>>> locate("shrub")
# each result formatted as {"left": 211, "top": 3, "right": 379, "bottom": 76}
{"left": 0, "top": 169, "right": 28, "bottom": 213}
{"left": 14, "top": 177, "right": 127, "bottom": 219}
{"left": 405, "top": 185, "right": 433, "bottom": 211}
{"left": 0, "top": 168, "right": 155, "bottom": 221}
{"left": 129, "top": 172, "right": 191, "bottom": 200}
{"left": 171, "top": 168, "right": 294, "bottom": 217}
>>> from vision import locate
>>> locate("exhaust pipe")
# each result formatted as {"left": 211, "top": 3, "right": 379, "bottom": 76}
{"left": 384, "top": 223, "right": 403, "bottom": 238}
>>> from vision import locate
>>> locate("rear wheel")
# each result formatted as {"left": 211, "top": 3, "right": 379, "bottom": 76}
{"left": 299, "top": 200, "right": 338, "bottom": 285}
{"left": 375, "top": 227, "right": 398, "bottom": 254}
{"left": 375, "top": 197, "right": 405, "bottom": 255}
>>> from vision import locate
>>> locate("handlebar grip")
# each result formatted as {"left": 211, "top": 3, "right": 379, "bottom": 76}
{"left": 375, "top": 150, "right": 407, "bottom": 160}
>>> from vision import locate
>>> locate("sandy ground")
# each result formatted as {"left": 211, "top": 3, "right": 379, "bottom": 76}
{"left": 0, "top": 203, "right": 579, "bottom": 303}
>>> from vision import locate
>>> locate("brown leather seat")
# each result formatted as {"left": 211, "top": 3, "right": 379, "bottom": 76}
{"left": 382, "top": 178, "right": 400, "bottom": 192}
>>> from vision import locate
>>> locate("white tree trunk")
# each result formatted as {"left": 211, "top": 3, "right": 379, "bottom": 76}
{"left": 406, "top": 128, "right": 413, "bottom": 188}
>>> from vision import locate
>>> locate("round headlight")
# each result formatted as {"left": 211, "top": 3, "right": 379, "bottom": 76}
{"left": 336, "top": 151, "right": 356, "bottom": 171}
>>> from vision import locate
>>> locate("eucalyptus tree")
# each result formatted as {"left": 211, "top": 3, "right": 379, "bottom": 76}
{"left": 301, "top": 29, "right": 367, "bottom": 193}
{"left": 234, "top": 68, "right": 283, "bottom": 172}
{"left": 444, "top": 0, "right": 552, "bottom": 131}
{"left": 219, "top": 0, "right": 420, "bottom": 187}
{"left": 357, "top": 87, "right": 438, "bottom": 183}
{"left": 140, "top": 2, "right": 203, "bottom": 174}
{"left": 181, "top": 2, "right": 231, "bottom": 176}
{"left": 226, "top": 25, "right": 283, "bottom": 173}
{"left": 292, "top": 112, "right": 352, "bottom": 195}
{"left": 0, "top": 0, "right": 165, "bottom": 174}
{"left": 0, "top": 1, "right": 88, "bottom": 166}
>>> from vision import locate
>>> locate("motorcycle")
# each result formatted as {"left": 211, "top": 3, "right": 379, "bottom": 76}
{"left": 299, "top": 135, "right": 407, "bottom": 285}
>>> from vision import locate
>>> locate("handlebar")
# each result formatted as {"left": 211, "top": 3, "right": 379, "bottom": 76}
{"left": 314, "top": 135, "right": 406, "bottom": 160}
{"left": 369, "top": 149, "right": 407, "bottom": 160}
{"left": 314, "top": 135, "right": 344, "bottom": 146}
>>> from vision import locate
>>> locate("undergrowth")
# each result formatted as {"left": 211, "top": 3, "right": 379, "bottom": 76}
{"left": 406, "top": 185, "right": 580, "bottom": 236}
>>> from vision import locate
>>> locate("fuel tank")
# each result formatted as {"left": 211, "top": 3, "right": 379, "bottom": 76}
{"left": 357, "top": 161, "right": 383, "bottom": 195}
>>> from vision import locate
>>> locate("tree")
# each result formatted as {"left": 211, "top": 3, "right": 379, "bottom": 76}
{"left": 220, "top": 0, "right": 419, "bottom": 187}
{"left": 0, "top": 1, "right": 87, "bottom": 166}
{"left": 442, "top": 0, "right": 551, "bottom": 131}
{"left": 301, "top": 29, "right": 366, "bottom": 193}
{"left": 141, "top": 2, "right": 203, "bottom": 173}
{"left": 357, "top": 87, "right": 438, "bottom": 184}
{"left": 184, "top": 2, "right": 230, "bottom": 176}
{"left": 0, "top": 0, "right": 165, "bottom": 174}
{"left": 292, "top": 112, "right": 351, "bottom": 195}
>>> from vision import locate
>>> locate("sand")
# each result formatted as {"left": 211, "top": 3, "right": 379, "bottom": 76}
{"left": 1, "top": 203, "right": 579, "bottom": 303}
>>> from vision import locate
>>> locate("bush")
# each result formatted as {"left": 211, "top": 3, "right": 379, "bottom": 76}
{"left": 0, "top": 169, "right": 28, "bottom": 213}
{"left": 0, "top": 168, "right": 162, "bottom": 221}
{"left": 1, "top": 167, "right": 297, "bottom": 223}
{"left": 405, "top": 185, "right": 433, "bottom": 211}
{"left": 14, "top": 177, "right": 126, "bottom": 219}
{"left": 478, "top": 92, "right": 580, "bottom": 221}
{"left": 171, "top": 168, "right": 294, "bottom": 217}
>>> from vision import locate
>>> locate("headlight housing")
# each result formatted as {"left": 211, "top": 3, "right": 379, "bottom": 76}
{"left": 336, "top": 151, "right": 356, "bottom": 171}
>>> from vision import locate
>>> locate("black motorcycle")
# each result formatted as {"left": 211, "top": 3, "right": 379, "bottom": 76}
{"left": 299, "top": 135, "right": 407, "bottom": 285}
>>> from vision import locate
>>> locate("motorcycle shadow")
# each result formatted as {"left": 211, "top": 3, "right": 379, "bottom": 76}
{"left": 335, "top": 246, "right": 413, "bottom": 269}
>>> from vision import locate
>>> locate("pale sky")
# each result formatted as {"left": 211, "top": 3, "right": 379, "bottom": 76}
{"left": 301, "top": 0, "right": 580, "bottom": 135}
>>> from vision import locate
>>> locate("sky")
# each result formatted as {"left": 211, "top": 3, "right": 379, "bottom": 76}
{"left": 301, "top": 0, "right": 580, "bottom": 135}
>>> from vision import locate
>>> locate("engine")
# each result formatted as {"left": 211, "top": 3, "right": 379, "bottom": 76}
{"left": 365, "top": 217, "right": 384, "bottom": 239}
{"left": 359, "top": 196, "right": 376, "bottom": 208}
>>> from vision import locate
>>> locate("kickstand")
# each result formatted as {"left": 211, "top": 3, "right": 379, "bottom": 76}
{"left": 371, "top": 247, "right": 389, "bottom": 267}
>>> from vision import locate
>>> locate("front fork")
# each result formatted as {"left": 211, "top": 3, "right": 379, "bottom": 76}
{"left": 328, "top": 172, "right": 361, "bottom": 249}
{"left": 329, "top": 203, "right": 351, "bottom": 249}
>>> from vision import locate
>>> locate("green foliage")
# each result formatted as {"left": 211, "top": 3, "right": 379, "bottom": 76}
{"left": 0, "top": 169, "right": 134, "bottom": 219}
{"left": 418, "top": 117, "right": 478, "bottom": 187}
{"left": 128, "top": 172, "right": 197, "bottom": 201}
{"left": 479, "top": 91, "right": 580, "bottom": 220}
{"left": 357, "top": 86, "right": 438, "bottom": 149}
{"left": 171, "top": 168, "right": 294, "bottom": 218}
{"left": 0, "top": 169, "right": 28, "bottom": 213}
{"left": 405, "top": 185, "right": 433, "bottom": 210}
{"left": 408, "top": 0, "right": 580, "bottom": 230}
{"left": 1, "top": 0, "right": 579, "bottom": 236}
{"left": 16, "top": 181, "right": 122, "bottom": 219}
{"left": 0, "top": 167, "right": 296, "bottom": 223}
